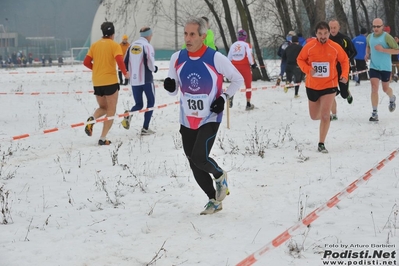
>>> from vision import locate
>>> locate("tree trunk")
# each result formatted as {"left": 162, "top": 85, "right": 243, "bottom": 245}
{"left": 350, "top": 0, "right": 359, "bottom": 36}
{"left": 275, "top": 0, "right": 293, "bottom": 34}
{"left": 203, "top": 0, "right": 229, "bottom": 53}
{"left": 301, "top": 0, "right": 316, "bottom": 33}
{"left": 383, "top": 0, "right": 396, "bottom": 35}
{"left": 314, "top": 0, "right": 326, "bottom": 25}
{"left": 333, "top": 0, "right": 350, "bottom": 35}
{"left": 358, "top": 0, "right": 371, "bottom": 32}
{"left": 221, "top": 0, "right": 237, "bottom": 46}
{"left": 301, "top": 0, "right": 325, "bottom": 35}
{"left": 234, "top": 0, "right": 249, "bottom": 34}
{"left": 291, "top": 0, "right": 303, "bottom": 34}
{"left": 241, "top": 0, "right": 270, "bottom": 81}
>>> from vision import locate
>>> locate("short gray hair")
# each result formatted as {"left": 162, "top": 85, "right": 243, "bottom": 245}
{"left": 185, "top": 17, "right": 208, "bottom": 36}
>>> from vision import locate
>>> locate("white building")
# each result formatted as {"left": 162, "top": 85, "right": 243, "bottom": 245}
{"left": 90, "top": 0, "right": 201, "bottom": 51}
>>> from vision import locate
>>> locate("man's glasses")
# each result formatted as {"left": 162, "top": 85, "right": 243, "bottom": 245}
{"left": 372, "top": 25, "right": 383, "bottom": 28}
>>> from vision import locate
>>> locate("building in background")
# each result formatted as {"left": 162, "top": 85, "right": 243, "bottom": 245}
{"left": 90, "top": 1, "right": 182, "bottom": 60}
{"left": 0, "top": 0, "right": 98, "bottom": 62}
{"left": 0, "top": 24, "right": 18, "bottom": 56}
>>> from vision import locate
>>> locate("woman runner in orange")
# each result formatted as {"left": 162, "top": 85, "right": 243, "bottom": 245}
{"left": 297, "top": 21, "right": 349, "bottom": 153}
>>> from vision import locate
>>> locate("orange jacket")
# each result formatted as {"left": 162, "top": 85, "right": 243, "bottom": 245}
{"left": 120, "top": 42, "right": 130, "bottom": 57}
{"left": 297, "top": 39, "right": 349, "bottom": 90}
{"left": 84, "top": 38, "right": 125, "bottom": 86}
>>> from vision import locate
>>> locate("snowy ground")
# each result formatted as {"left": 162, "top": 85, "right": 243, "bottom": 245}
{"left": 0, "top": 61, "right": 398, "bottom": 266}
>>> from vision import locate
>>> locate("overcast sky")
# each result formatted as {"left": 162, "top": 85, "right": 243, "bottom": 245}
{"left": 0, "top": 0, "right": 99, "bottom": 41}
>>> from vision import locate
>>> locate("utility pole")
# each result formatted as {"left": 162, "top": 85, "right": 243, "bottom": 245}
{"left": 174, "top": 0, "right": 178, "bottom": 51}
{"left": 5, "top": 18, "right": 8, "bottom": 55}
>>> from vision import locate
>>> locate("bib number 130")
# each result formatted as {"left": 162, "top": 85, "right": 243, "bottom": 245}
{"left": 183, "top": 93, "right": 210, "bottom": 117}
{"left": 187, "top": 99, "right": 204, "bottom": 110}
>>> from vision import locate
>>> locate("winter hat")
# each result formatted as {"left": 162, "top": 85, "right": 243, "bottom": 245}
{"left": 291, "top": 36, "right": 299, "bottom": 43}
{"left": 384, "top": 25, "right": 391, "bottom": 33}
{"left": 286, "top": 31, "right": 296, "bottom": 41}
{"left": 101, "top": 22, "right": 115, "bottom": 37}
{"left": 122, "top": 34, "right": 128, "bottom": 40}
{"left": 140, "top": 27, "right": 152, "bottom": 37}
{"left": 237, "top": 29, "right": 247, "bottom": 41}
{"left": 360, "top": 28, "right": 367, "bottom": 34}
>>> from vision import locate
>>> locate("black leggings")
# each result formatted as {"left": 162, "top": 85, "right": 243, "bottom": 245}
{"left": 285, "top": 64, "right": 304, "bottom": 95}
{"left": 336, "top": 64, "right": 350, "bottom": 98}
{"left": 180, "top": 123, "right": 223, "bottom": 200}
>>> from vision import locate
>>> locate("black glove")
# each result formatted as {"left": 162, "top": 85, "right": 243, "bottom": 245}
{"left": 154, "top": 65, "right": 158, "bottom": 73}
{"left": 210, "top": 96, "right": 225, "bottom": 114}
{"left": 251, "top": 64, "right": 257, "bottom": 69}
{"left": 163, "top": 77, "right": 176, "bottom": 93}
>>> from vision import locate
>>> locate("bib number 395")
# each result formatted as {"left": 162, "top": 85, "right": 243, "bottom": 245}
{"left": 312, "top": 62, "right": 330, "bottom": 78}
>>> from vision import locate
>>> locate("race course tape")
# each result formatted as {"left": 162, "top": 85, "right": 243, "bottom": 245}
{"left": 0, "top": 67, "right": 169, "bottom": 75}
{"left": 1, "top": 101, "right": 179, "bottom": 142}
{"left": 1, "top": 68, "right": 370, "bottom": 141}
{"left": 0, "top": 68, "right": 369, "bottom": 95}
{"left": 236, "top": 147, "right": 398, "bottom": 266}
{"left": 0, "top": 69, "right": 93, "bottom": 75}
{"left": 0, "top": 86, "right": 161, "bottom": 96}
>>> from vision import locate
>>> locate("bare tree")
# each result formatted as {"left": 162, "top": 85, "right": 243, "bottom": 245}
{"left": 241, "top": 0, "right": 270, "bottom": 80}
{"left": 315, "top": 0, "right": 326, "bottom": 23}
{"left": 332, "top": 0, "right": 350, "bottom": 35}
{"left": 203, "top": 0, "right": 229, "bottom": 52}
{"left": 291, "top": 0, "right": 304, "bottom": 35}
{"left": 383, "top": 0, "right": 397, "bottom": 35}
{"left": 350, "top": 0, "right": 360, "bottom": 36}
{"left": 301, "top": 0, "right": 326, "bottom": 32}
{"left": 358, "top": 0, "right": 371, "bottom": 32}
{"left": 275, "top": 0, "right": 293, "bottom": 35}
{"left": 221, "top": 0, "right": 237, "bottom": 45}
{"left": 234, "top": 0, "right": 249, "bottom": 33}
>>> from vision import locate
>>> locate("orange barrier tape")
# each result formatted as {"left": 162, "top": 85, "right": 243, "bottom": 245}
{"left": 3, "top": 101, "right": 180, "bottom": 142}
{"left": 0, "top": 68, "right": 371, "bottom": 141}
{"left": 0, "top": 69, "right": 93, "bottom": 75}
{"left": 236, "top": 148, "right": 399, "bottom": 266}
{"left": 0, "top": 85, "right": 162, "bottom": 96}
{"left": 1, "top": 69, "right": 369, "bottom": 97}
{"left": 0, "top": 68, "right": 170, "bottom": 75}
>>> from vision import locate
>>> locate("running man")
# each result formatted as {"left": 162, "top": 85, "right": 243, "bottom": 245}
{"left": 118, "top": 34, "right": 130, "bottom": 85}
{"left": 227, "top": 29, "right": 256, "bottom": 110}
{"left": 282, "top": 35, "right": 303, "bottom": 98}
{"left": 83, "top": 21, "right": 129, "bottom": 145}
{"left": 164, "top": 17, "right": 243, "bottom": 215}
{"left": 329, "top": 19, "right": 357, "bottom": 120}
{"left": 365, "top": 18, "right": 399, "bottom": 122}
{"left": 122, "top": 26, "right": 158, "bottom": 135}
{"left": 297, "top": 21, "right": 349, "bottom": 153}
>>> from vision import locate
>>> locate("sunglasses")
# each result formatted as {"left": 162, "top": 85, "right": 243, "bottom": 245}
{"left": 372, "top": 25, "right": 383, "bottom": 28}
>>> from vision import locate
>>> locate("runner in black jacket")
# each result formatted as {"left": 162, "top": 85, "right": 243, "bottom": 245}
{"left": 282, "top": 35, "right": 303, "bottom": 97}
{"left": 329, "top": 19, "right": 357, "bottom": 120}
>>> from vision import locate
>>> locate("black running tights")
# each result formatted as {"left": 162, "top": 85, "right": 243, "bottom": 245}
{"left": 180, "top": 123, "right": 223, "bottom": 200}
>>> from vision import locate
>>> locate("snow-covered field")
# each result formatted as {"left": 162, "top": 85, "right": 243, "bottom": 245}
{"left": 0, "top": 61, "right": 398, "bottom": 266}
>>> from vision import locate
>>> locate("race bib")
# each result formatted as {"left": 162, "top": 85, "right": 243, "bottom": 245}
{"left": 312, "top": 62, "right": 330, "bottom": 77}
{"left": 182, "top": 93, "right": 210, "bottom": 117}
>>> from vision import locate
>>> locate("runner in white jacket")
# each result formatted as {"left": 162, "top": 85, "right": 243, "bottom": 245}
{"left": 122, "top": 27, "right": 158, "bottom": 135}
{"left": 163, "top": 17, "right": 243, "bottom": 215}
